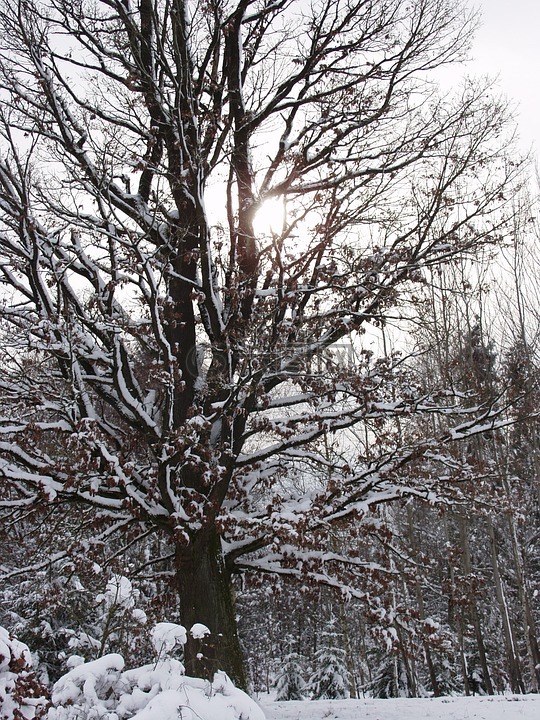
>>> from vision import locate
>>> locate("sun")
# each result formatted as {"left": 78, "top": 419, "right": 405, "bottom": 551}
{"left": 253, "top": 197, "right": 286, "bottom": 237}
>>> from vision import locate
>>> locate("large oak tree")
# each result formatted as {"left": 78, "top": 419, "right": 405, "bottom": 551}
{"left": 0, "top": 0, "right": 522, "bottom": 685}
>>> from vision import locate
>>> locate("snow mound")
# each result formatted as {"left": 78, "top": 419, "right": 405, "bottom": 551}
{"left": 48, "top": 657, "right": 265, "bottom": 720}
{"left": 123, "top": 668, "right": 265, "bottom": 720}
{"left": 47, "top": 622, "right": 265, "bottom": 720}
{"left": 190, "top": 623, "right": 211, "bottom": 640}
{"left": 49, "top": 653, "right": 125, "bottom": 714}
{"left": 151, "top": 622, "right": 188, "bottom": 656}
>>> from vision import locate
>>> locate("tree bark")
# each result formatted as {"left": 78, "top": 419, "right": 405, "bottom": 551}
{"left": 487, "top": 517, "right": 525, "bottom": 693}
{"left": 504, "top": 494, "right": 540, "bottom": 692}
{"left": 338, "top": 604, "right": 358, "bottom": 698}
{"left": 407, "top": 507, "right": 441, "bottom": 696}
{"left": 175, "top": 527, "right": 248, "bottom": 689}
{"left": 458, "top": 515, "right": 494, "bottom": 695}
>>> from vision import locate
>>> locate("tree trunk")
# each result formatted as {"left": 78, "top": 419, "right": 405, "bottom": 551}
{"left": 505, "top": 501, "right": 540, "bottom": 692}
{"left": 487, "top": 517, "right": 525, "bottom": 693}
{"left": 407, "top": 506, "right": 441, "bottom": 696}
{"left": 444, "top": 515, "right": 470, "bottom": 694}
{"left": 175, "top": 527, "right": 247, "bottom": 689}
{"left": 459, "top": 625, "right": 471, "bottom": 696}
{"left": 458, "top": 515, "right": 494, "bottom": 695}
{"left": 338, "top": 604, "right": 358, "bottom": 698}
{"left": 498, "top": 473, "right": 540, "bottom": 692}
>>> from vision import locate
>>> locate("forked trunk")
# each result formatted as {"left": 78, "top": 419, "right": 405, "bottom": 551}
{"left": 175, "top": 527, "right": 247, "bottom": 689}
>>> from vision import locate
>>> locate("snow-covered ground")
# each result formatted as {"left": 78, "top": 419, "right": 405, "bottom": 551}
{"left": 259, "top": 694, "right": 540, "bottom": 720}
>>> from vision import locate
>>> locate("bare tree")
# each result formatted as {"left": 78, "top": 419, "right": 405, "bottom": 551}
{"left": 0, "top": 0, "right": 523, "bottom": 685}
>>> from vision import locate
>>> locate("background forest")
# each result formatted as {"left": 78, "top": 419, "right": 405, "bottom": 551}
{"left": 0, "top": 0, "right": 539, "bottom": 713}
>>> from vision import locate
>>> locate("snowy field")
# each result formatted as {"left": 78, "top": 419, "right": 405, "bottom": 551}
{"left": 258, "top": 694, "right": 540, "bottom": 720}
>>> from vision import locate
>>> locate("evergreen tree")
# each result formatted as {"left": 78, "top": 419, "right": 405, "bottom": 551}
{"left": 309, "top": 646, "right": 350, "bottom": 700}
{"left": 275, "top": 653, "right": 306, "bottom": 701}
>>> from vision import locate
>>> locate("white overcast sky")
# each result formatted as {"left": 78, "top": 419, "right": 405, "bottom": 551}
{"left": 468, "top": 0, "right": 540, "bottom": 154}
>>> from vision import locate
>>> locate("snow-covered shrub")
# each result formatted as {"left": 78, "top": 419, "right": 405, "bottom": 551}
{"left": 8, "top": 571, "right": 154, "bottom": 687}
{"left": 47, "top": 622, "right": 265, "bottom": 720}
{"left": 47, "top": 653, "right": 124, "bottom": 720}
{"left": 65, "top": 575, "right": 149, "bottom": 663}
{"left": 2, "top": 563, "right": 100, "bottom": 685}
{"left": 308, "top": 646, "right": 350, "bottom": 700}
{"left": 97, "top": 575, "right": 149, "bottom": 653}
{"left": 3, "top": 565, "right": 153, "bottom": 685}
{"left": 0, "top": 627, "right": 48, "bottom": 720}
{"left": 274, "top": 653, "right": 306, "bottom": 701}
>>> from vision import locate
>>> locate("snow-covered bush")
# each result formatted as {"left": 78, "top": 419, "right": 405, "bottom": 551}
{"left": 0, "top": 627, "right": 48, "bottom": 720}
{"left": 308, "top": 646, "right": 350, "bottom": 700}
{"left": 65, "top": 574, "right": 149, "bottom": 663}
{"left": 3, "top": 566, "right": 154, "bottom": 685}
{"left": 2, "top": 559, "right": 101, "bottom": 685}
{"left": 47, "top": 622, "right": 265, "bottom": 720}
{"left": 274, "top": 653, "right": 306, "bottom": 701}
{"left": 47, "top": 653, "right": 124, "bottom": 720}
